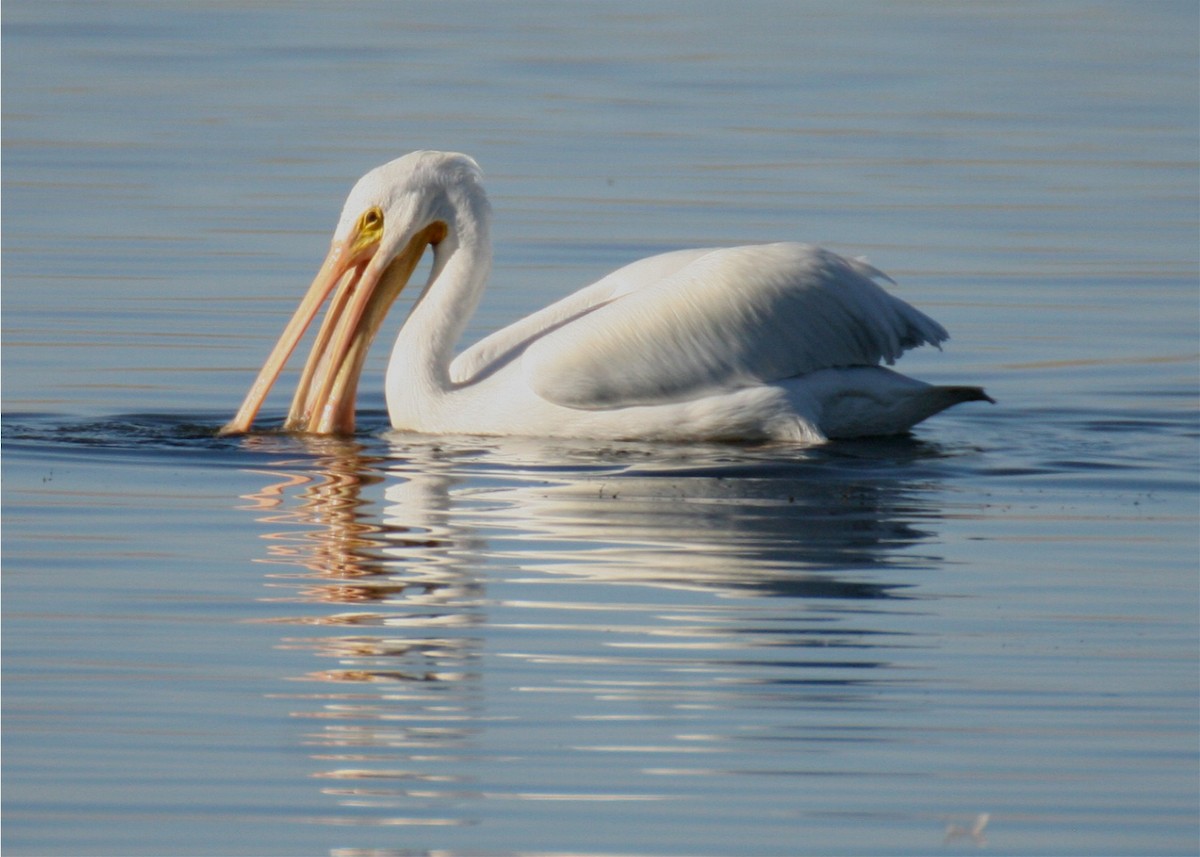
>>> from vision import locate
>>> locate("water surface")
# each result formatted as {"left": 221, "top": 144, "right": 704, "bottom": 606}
{"left": 3, "top": 2, "right": 1197, "bottom": 855}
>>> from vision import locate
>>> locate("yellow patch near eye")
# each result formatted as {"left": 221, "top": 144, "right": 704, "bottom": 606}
{"left": 352, "top": 206, "right": 384, "bottom": 254}
{"left": 361, "top": 207, "right": 383, "bottom": 230}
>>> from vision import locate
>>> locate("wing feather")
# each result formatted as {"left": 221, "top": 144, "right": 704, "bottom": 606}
{"left": 449, "top": 248, "right": 712, "bottom": 384}
{"left": 522, "top": 243, "right": 948, "bottom": 409}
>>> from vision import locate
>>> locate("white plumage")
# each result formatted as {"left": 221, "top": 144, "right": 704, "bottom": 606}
{"left": 221, "top": 150, "right": 991, "bottom": 441}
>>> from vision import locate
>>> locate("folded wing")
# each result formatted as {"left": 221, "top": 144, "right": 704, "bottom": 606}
{"left": 449, "top": 248, "right": 714, "bottom": 384}
{"left": 520, "top": 243, "right": 949, "bottom": 409}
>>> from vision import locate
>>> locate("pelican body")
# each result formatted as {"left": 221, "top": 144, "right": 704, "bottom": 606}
{"left": 221, "top": 151, "right": 990, "bottom": 442}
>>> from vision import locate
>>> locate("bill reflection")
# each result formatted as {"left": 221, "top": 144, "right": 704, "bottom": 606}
{"left": 239, "top": 438, "right": 485, "bottom": 830}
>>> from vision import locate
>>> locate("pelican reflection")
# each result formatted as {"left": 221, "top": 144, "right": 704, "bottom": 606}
{"left": 238, "top": 434, "right": 952, "bottom": 835}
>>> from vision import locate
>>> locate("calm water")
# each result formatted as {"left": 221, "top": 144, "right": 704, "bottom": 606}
{"left": 3, "top": 2, "right": 1198, "bottom": 855}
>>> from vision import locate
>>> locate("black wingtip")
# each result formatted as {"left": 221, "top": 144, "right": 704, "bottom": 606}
{"left": 947, "top": 386, "right": 995, "bottom": 405}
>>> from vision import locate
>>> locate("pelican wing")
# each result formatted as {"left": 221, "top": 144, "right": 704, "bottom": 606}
{"left": 449, "top": 248, "right": 713, "bottom": 384}
{"left": 521, "top": 243, "right": 949, "bottom": 409}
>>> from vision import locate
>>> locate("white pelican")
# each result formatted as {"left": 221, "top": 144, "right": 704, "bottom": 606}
{"left": 220, "top": 150, "right": 991, "bottom": 442}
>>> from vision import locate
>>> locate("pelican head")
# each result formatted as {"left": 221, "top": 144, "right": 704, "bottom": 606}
{"left": 219, "top": 151, "right": 482, "bottom": 436}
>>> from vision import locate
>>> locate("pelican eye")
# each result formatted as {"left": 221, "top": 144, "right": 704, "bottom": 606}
{"left": 351, "top": 206, "right": 385, "bottom": 253}
{"left": 361, "top": 207, "right": 383, "bottom": 230}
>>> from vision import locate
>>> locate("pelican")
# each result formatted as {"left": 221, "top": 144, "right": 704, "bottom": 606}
{"left": 220, "top": 150, "right": 991, "bottom": 442}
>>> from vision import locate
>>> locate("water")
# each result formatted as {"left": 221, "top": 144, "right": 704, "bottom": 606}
{"left": 3, "top": 2, "right": 1197, "bottom": 855}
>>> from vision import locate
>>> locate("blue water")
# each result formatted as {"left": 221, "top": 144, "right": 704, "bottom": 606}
{"left": 3, "top": 2, "right": 1197, "bottom": 855}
